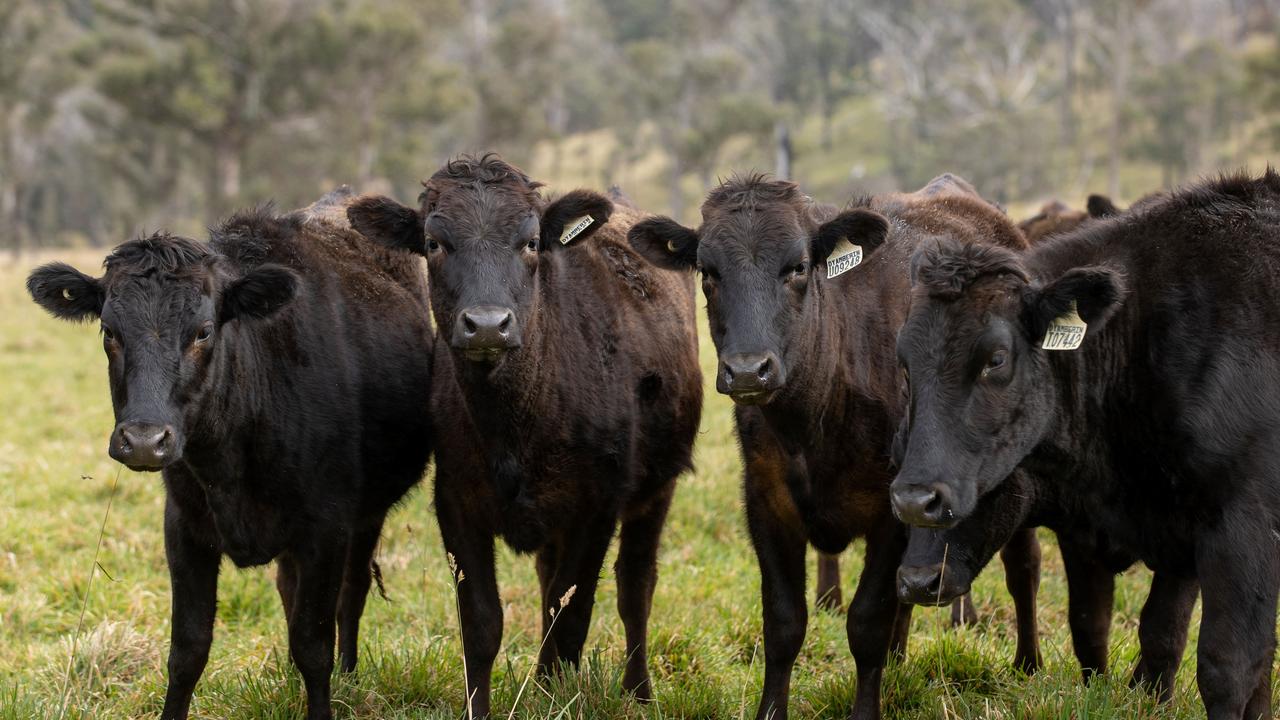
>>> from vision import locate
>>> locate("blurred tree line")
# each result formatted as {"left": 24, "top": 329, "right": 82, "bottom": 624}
{"left": 1, "top": 0, "right": 1279, "bottom": 249}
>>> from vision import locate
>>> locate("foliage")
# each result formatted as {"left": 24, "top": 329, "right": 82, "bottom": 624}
{"left": 0, "top": 0, "right": 1275, "bottom": 242}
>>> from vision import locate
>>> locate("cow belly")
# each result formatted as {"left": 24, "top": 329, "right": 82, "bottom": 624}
{"left": 806, "top": 486, "right": 888, "bottom": 553}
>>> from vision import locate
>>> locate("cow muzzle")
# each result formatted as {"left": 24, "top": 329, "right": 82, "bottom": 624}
{"left": 109, "top": 421, "right": 180, "bottom": 470}
{"left": 718, "top": 351, "right": 784, "bottom": 405}
{"left": 453, "top": 305, "right": 521, "bottom": 362}
{"left": 891, "top": 480, "right": 957, "bottom": 528}
{"left": 897, "top": 562, "right": 970, "bottom": 605}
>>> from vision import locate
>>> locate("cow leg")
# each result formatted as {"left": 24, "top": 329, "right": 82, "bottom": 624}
{"left": 745, "top": 457, "right": 808, "bottom": 720}
{"left": 437, "top": 492, "right": 502, "bottom": 719}
{"left": 1130, "top": 572, "right": 1197, "bottom": 702}
{"left": 816, "top": 552, "right": 843, "bottom": 612}
{"left": 546, "top": 512, "right": 615, "bottom": 671}
{"left": 615, "top": 483, "right": 675, "bottom": 701}
{"left": 948, "top": 594, "right": 977, "bottom": 628}
{"left": 337, "top": 518, "right": 385, "bottom": 673}
{"left": 535, "top": 541, "right": 560, "bottom": 669}
{"left": 847, "top": 517, "right": 909, "bottom": 720}
{"left": 1195, "top": 519, "right": 1279, "bottom": 720}
{"left": 160, "top": 497, "right": 221, "bottom": 720}
{"left": 1001, "top": 528, "right": 1042, "bottom": 674}
{"left": 287, "top": 534, "right": 344, "bottom": 720}
{"left": 276, "top": 555, "right": 298, "bottom": 619}
{"left": 1058, "top": 536, "right": 1114, "bottom": 683}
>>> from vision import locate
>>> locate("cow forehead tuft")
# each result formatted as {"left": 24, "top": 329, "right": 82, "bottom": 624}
{"left": 913, "top": 239, "right": 1028, "bottom": 300}
{"left": 104, "top": 232, "right": 208, "bottom": 276}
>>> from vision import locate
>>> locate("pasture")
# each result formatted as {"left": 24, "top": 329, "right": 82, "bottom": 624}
{"left": 0, "top": 250, "right": 1265, "bottom": 719}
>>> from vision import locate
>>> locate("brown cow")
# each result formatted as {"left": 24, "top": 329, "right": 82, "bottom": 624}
{"left": 628, "top": 173, "right": 1040, "bottom": 720}
{"left": 347, "top": 154, "right": 702, "bottom": 718}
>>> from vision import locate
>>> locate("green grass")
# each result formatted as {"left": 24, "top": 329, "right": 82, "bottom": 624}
{"left": 0, "top": 250, "right": 1271, "bottom": 720}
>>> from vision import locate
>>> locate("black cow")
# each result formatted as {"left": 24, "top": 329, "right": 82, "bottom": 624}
{"left": 891, "top": 170, "right": 1280, "bottom": 720}
{"left": 347, "top": 153, "right": 703, "bottom": 718}
{"left": 26, "top": 192, "right": 434, "bottom": 720}
{"left": 628, "top": 173, "right": 1041, "bottom": 720}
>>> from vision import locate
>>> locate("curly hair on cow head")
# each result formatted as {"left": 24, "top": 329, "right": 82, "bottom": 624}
{"left": 911, "top": 238, "right": 1029, "bottom": 300}
{"left": 103, "top": 232, "right": 209, "bottom": 282}
{"left": 702, "top": 172, "right": 802, "bottom": 215}
{"left": 419, "top": 152, "right": 545, "bottom": 211}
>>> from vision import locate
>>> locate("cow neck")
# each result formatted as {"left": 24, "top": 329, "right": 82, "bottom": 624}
{"left": 1031, "top": 234, "right": 1138, "bottom": 483}
{"left": 756, "top": 279, "right": 850, "bottom": 449}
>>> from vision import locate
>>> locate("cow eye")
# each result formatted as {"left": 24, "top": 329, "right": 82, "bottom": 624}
{"left": 786, "top": 262, "right": 807, "bottom": 279}
{"left": 981, "top": 350, "right": 1008, "bottom": 378}
{"left": 195, "top": 322, "right": 214, "bottom": 344}
{"left": 526, "top": 238, "right": 538, "bottom": 252}
{"left": 425, "top": 235, "right": 441, "bottom": 253}
{"left": 101, "top": 325, "right": 115, "bottom": 342}
{"left": 698, "top": 265, "right": 720, "bottom": 282}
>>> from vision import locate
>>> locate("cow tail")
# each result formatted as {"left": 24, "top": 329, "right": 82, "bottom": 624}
{"left": 372, "top": 559, "right": 390, "bottom": 601}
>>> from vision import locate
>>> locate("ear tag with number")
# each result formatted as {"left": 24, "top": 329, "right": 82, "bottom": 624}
{"left": 825, "top": 238, "right": 863, "bottom": 279}
{"left": 1040, "top": 300, "right": 1087, "bottom": 350}
{"left": 559, "top": 215, "right": 594, "bottom": 245}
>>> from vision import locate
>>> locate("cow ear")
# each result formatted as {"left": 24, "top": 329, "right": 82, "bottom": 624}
{"left": 1086, "top": 194, "right": 1120, "bottom": 219}
{"left": 220, "top": 265, "right": 299, "bottom": 324}
{"left": 628, "top": 217, "right": 699, "bottom": 271}
{"left": 347, "top": 195, "right": 424, "bottom": 254}
{"left": 1026, "top": 266, "right": 1126, "bottom": 344}
{"left": 813, "top": 209, "right": 890, "bottom": 270}
{"left": 541, "top": 190, "right": 612, "bottom": 249}
{"left": 27, "top": 263, "right": 105, "bottom": 322}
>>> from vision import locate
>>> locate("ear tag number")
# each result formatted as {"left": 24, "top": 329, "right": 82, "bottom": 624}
{"left": 1041, "top": 300, "right": 1087, "bottom": 351}
{"left": 826, "top": 238, "right": 863, "bottom": 279}
{"left": 559, "top": 215, "right": 594, "bottom": 245}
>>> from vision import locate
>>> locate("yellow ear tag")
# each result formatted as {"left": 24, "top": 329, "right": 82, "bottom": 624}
{"left": 825, "top": 238, "right": 863, "bottom": 279}
{"left": 1040, "top": 300, "right": 1087, "bottom": 351}
{"left": 559, "top": 215, "right": 594, "bottom": 245}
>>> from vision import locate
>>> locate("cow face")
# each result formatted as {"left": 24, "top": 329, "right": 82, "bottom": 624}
{"left": 896, "top": 473, "right": 1035, "bottom": 605}
{"left": 349, "top": 155, "right": 610, "bottom": 366}
{"left": 27, "top": 236, "right": 296, "bottom": 471}
{"left": 889, "top": 238, "right": 1124, "bottom": 527}
{"left": 629, "top": 178, "right": 887, "bottom": 405}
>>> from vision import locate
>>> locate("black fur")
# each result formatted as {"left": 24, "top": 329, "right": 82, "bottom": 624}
{"left": 351, "top": 153, "right": 702, "bottom": 718}
{"left": 630, "top": 173, "right": 1037, "bottom": 720}
{"left": 26, "top": 199, "right": 434, "bottom": 720}
{"left": 891, "top": 168, "right": 1280, "bottom": 720}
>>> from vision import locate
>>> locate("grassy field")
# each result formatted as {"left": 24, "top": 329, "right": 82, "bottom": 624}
{"left": 0, "top": 249, "right": 1271, "bottom": 720}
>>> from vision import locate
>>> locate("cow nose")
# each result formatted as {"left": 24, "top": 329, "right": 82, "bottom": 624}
{"left": 896, "top": 563, "right": 947, "bottom": 602}
{"left": 891, "top": 482, "right": 955, "bottom": 527}
{"left": 719, "top": 352, "right": 783, "bottom": 402}
{"left": 109, "top": 422, "right": 176, "bottom": 470}
{"left": 455, "top": 306, "right": 519, "bottom": 356}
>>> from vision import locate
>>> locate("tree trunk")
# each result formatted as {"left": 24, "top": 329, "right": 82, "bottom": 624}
{"left": 1057, "top": 0, "right": 1077, "bottom": 151}
{"left": 774, "top": 120, "right": 793, "bottom": 180}
{"left": 207, "top": 130, "right": 244, "bottom": 223}
{"left": 1107, "top": 5, "right": 1132, "bottom": 200}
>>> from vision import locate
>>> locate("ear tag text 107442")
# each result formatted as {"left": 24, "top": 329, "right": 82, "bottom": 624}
{"left": 1040, "top": 300, "right": 1087, "bottom": 351}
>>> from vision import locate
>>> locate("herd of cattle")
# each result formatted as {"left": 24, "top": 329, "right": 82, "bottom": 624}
{"left": 24, "top": 153, "right": 1280, "bottom": 720}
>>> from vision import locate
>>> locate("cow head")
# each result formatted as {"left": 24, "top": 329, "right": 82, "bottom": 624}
{"left": 896, "top": 472, "right": 1036, "bottom": 605}
{"left": 628, "top": 175, "right": 888, "bottom": 405}
{"left": 26, "top": 234, "right": 297, "bottom": 470}
{"left": 349, "top": 153, "right": 611, "bottom": 365}
{"left": 889, "top": 238, "right": 1125, "bottom": 527}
